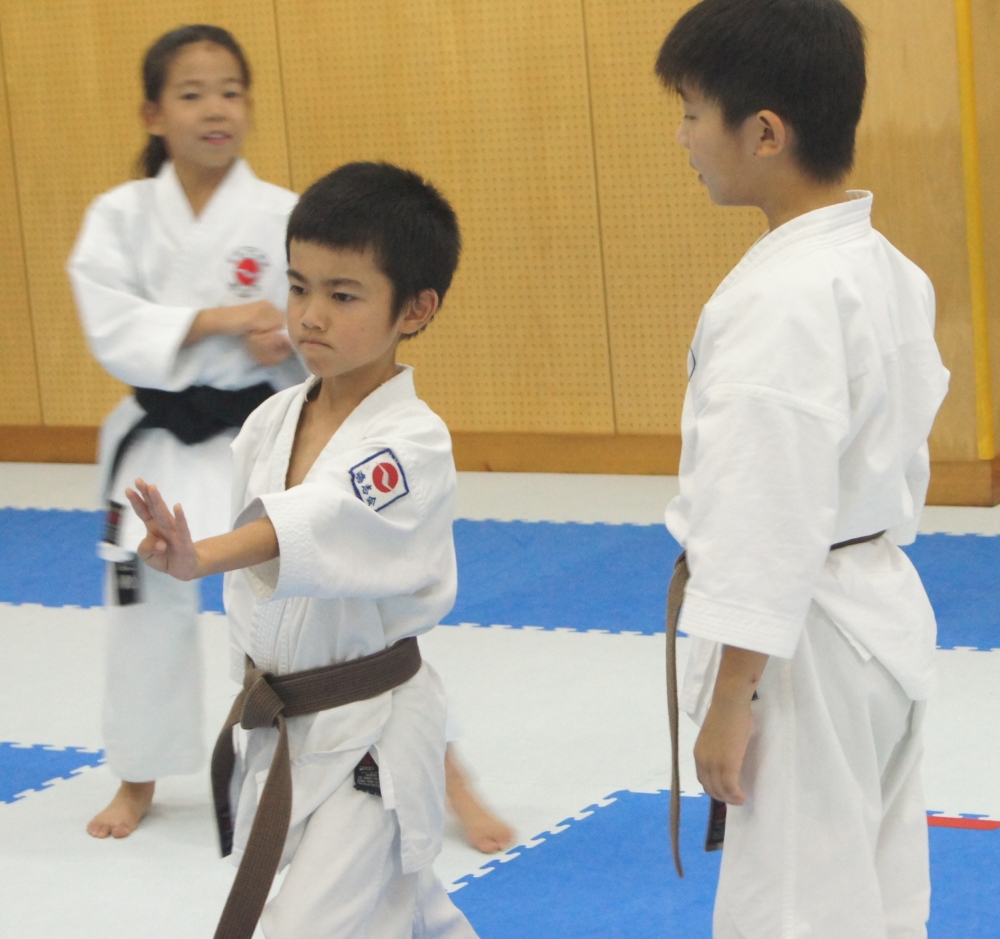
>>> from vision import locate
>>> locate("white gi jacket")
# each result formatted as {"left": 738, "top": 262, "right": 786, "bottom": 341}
{"left": 224, "top": 367, "right": 456, "bottom": 874}
{"left": 67, "top": 159, "right": 306, "bottom": 555}
{"left": 667, "top": 192, "right": 950, "bottom": 723}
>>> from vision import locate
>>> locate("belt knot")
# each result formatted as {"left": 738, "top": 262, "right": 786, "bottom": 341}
{"left": 211, "top": 638, "right": 422, "bottom": 939}
{"left": 240, "top": 670, "right": 284, "bottom": 730}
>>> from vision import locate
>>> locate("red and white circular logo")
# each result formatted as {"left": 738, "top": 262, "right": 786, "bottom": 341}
{"left": 372, "top": 462, "right": 400, "bottom": 493}
{"left": 228, "top": 247, "right": 270, "bottom": 297}
{"left": 236, "top": 256, "right": 261, "bottom": 286}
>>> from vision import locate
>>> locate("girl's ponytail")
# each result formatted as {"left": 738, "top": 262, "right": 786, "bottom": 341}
{"left": 139, "top": 136, "right": 170, "bottom": 179}
{"left": 135, "top": 24, "right": 252, "bottom": 179}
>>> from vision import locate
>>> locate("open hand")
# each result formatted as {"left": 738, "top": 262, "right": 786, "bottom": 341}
{"left": 125, "top": 479, "right": 201, "bottom": 581}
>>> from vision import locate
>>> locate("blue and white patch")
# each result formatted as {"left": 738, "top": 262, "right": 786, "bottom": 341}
{"left": 349, "top": 449, "right": 410, "bottom": 512}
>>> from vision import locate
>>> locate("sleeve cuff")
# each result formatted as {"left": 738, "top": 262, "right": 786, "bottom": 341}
{"left": 233, "top": 497, "right": 282, "bottom": 600}
{"left": 254, "top": 490, "right": 322, "bottom": 600}
{"left": 679, "top": 589, "right": 802, "bottom": 659}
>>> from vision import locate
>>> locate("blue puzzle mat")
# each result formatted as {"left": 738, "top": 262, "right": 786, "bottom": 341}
{"left": 0, "top": 745, "right": 994, "bottom": 937}
{"left": 450, "top": 521, "right": 673, "bottom": 634}
{"left": 0, "top": 741, "right": 105, "bottom": 804}
{"left": 451, "top": 790, "right": 1000, "bottom": 939}
{"left": 0, "top": 509, "right": 997, "bottom": 649}
{"left": 0, "top": 508, "right": 223, "bottom": 611}
{"left": 449, "top": 522, "right": 1000, "bottom": 650}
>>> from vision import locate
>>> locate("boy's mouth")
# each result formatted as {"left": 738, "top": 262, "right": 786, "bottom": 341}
{"left": 203, "top": 132, "right": 231, "bottom": 145}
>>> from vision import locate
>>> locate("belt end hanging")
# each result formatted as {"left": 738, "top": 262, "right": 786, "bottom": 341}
{"left": 705, "top": 797, "right": 727, "bottom": 852}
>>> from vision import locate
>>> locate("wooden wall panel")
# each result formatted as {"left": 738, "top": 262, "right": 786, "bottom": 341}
{"left": 0, "top": 0, "right": 992, "bottom": 491}
{"left": 971, "top": 0, "right": 1000, "bottom": 452}
{"left": 587, "top": 0, "right": 980, "bottom": 459}
{"left": 0, "top": 0, "right": 290, "bottom": 426}
{"left": 275, "top": 0, "right": 614, "bottom": 434}
{"left": 847, "top": 0, "right": 977, "bottom": 461}
{"left": 584, "top": 0, "right": 764, "bottom": 435}
{"left": 0, "top": 36, "right": 40, "bottom": 424}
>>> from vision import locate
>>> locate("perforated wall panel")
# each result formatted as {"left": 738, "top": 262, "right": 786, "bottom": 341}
{"left": 0, "top": 36, "right": 40, "bottom": 424}
{"left": 969, "top": 0, "right": 1000, "bottom": 455}
{"left": 847, "top": 0, "right": 977, "bottom": 461}
{"left": 275, "top": 0, "right": 615, "bottom": 433}
{"left": 584, "top": 0, "right": 764, "bottom": 436}
{"left": 0, "top": 0, "right": 290, "bottom": 425}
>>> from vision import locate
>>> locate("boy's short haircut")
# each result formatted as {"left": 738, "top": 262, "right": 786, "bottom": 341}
{"left": 655, "top": 0, "right": 866, "bottom": 183}
{"left": 287, "top": 162, "right": 461, "bottom": 328}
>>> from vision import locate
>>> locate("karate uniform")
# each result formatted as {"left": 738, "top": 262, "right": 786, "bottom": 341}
{"left": 225, "top": 367, "right": 477, "bottom": 939}
{"left": 666, "top": 192, "right": 949, "bottom": 939}
{"left": 67, "top": 159, "right": 306, "bottom": 780}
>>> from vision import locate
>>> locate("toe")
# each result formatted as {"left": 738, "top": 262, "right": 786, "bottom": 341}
{"left": 473, "top": 835, "right": 502, "bottom": 853}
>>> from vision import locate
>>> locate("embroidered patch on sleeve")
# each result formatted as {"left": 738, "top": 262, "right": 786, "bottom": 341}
{"left": 349, "top": 449, "right": 410, "bottom": 511}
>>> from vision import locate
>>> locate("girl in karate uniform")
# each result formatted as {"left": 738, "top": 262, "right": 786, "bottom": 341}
{"left": 68, "top": 24, "right": 306, "bottom": 839}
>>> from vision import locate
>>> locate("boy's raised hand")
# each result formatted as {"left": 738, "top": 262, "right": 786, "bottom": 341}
{"left": 125, "top": 479, "right": 201, "bottom": 581}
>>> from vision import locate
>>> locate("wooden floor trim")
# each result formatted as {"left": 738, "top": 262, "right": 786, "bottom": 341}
{"left": 451, "top": 432, "right": 683, "bottom": 476}
{"left": 453, "top": 433, "right": 1000, "bottom": 506}
{"left": 3, "top": 426, "right": 998, "bottom": 506}
{"left": 925, "top": 456, "right": 1000, "bottom": 507}
{"left": 0, "top": 425, "right": 98, "bottom": 464}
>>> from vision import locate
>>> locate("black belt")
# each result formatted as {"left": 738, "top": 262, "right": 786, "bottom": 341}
{"left": 105, "top": 383, "right": 275, "bottom": 499}
{"left": 665, "top": 530, "right": 886, "bottom": 877}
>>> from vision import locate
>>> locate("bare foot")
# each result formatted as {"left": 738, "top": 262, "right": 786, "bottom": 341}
{"left": 445, "top": 748, "right": 516, "bottom": 854}
{"left": 86, "top": 781, "right": 155, "bottom": 839}
{"left": 455, "top": 799, "right": 517, "bottom": 854}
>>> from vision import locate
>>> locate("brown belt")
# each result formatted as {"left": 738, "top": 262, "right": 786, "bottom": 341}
{"left": 665, "top": 530, "right": 885, "bottom": 877}
{"left": 209, "top": 637, "right": 423, "bottom": 939}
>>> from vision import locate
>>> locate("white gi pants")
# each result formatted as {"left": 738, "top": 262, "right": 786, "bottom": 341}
{"left": 714, "top": 606, "right": 929, "bottom": 939}
{"left": 261, "top": 777, "right": 478, "bottom": 939}
{"left": 102, "top": 562, "right": 204, "bottom": 781}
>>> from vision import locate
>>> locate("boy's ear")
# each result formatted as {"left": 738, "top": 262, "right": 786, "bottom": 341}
{"left": 752, "top": 110, "right": 792, "bottom": 159}
{"left": 398, "top": 289, "right": 440, "bottom": 336}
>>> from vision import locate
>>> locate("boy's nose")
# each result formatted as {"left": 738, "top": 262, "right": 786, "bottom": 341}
{"left": 676, "top": 122, "right": 690, "bottom": 149}
{"left": 299, "top": 300, "right": 325, "bottom": 331}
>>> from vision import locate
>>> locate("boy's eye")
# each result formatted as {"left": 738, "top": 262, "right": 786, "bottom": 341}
{"left": 181, "top": 92, "right": 200, "bottom": 101}
{"left": 224, "top": 90, "right": 242, "bottom": 99}
{"left": 332, "top": 292, "right": 356, "bottom": 303}
{"left": 289, "top": 284, "right": 305, "bottom": 296}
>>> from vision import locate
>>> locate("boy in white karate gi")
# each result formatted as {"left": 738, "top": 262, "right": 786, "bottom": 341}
{"left": 126, "top": 162, "right": 478, "bottom": 939}
{"left": 656, "top": 2, "right": 949, "bottom": 937}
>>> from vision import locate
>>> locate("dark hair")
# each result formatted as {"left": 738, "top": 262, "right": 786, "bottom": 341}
{"left": 137, "top": 25, "right": 251, "bottom": 178}
{"left": 655, "top": 0, "right": 865, "bottom": 182}
{"left": 287, "top": 162, "right": 461, "bottom": 334}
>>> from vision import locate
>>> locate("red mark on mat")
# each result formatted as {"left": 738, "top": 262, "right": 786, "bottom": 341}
{"left": 927, "top": 815, "right": 1000, "bottom": 830}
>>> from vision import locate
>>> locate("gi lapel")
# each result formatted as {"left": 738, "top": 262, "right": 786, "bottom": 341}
{"left": 301, "top": 368, "right": 419, "bottom": 482}
{"left": 271, "top": 379, "right": 315, "bottom": 494}
{"left": 710, "top": 191, "right": 874, "bottom": 302}
{"left": 156, "top": 159, "right": 256, "bottom": 304}
{"left": 153, "top": 161, "right": 197, "bottom": 263}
